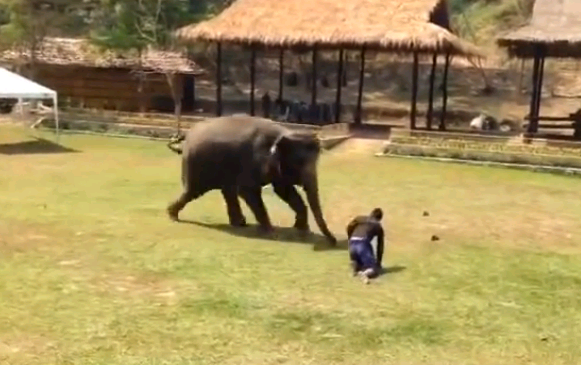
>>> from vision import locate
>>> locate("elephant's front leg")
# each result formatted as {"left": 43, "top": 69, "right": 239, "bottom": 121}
{"left": 239, "top": 187, "right": 273, "bottom": 232}
{"left": 272, "top": 182, "right": 309, "bottom": 232}
{"left": 221, "top": 186, "right": 247, "bottom": 227}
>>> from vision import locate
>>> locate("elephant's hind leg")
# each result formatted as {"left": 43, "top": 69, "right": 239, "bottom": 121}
{"left": 221, "top": 186, "right": 247, "bottom": 227}
{"left": 239, "top": 187, "right": 273, "bottom": 232}
{"left": 167, "top": 188, "right": 202, "bottom": 221}
{"left": 272, "top": 183, "right": 309, "bottom": 232}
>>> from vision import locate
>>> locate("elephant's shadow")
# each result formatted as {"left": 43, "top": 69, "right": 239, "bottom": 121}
{"left": 179, "top": 219, "right": 348, "bottom": 251}
{"left": 180, "top": 220, "right": 407, "bottom": 278}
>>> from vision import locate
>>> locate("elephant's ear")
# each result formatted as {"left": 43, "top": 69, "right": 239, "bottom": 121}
{"left": 281, "top": 132, "right": 321, "bottom": 155}
{"left": 276, "top": 132, "right": 322, "bottom": 168}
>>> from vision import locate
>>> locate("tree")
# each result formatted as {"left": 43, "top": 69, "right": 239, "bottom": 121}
{"left": 0, "top": 0, "right": 86, "bottom": 77}
{"left": 88, "top": 0, "right": 210, "bottom": 128}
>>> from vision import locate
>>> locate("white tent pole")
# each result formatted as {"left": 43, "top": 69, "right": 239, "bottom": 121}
{"left": 54, "top": 95, "right": 59, "bottom": 142}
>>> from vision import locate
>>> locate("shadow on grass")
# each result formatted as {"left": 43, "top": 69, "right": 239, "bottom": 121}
{"left": 180, "top": 219, "right": 347, "bottom": 251}
{"left": 378, "top": 265, "right": 407, "bottom": 276}
{"left": 0, "top": 137, "right": 78, "bottom": 155}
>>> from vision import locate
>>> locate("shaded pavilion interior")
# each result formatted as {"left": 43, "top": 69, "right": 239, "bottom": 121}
{"left": 176, "top": 0, "right": 484, "bottom": 130}
{"left": 497, "top": 0, "right": 581, "bottom": 139}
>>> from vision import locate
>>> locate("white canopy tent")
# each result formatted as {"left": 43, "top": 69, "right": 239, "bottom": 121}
{"left": 0, "top": 67, "right": 59, "bottom": 140}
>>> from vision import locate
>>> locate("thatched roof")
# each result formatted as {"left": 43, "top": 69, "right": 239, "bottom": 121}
{"left": 175, "top": 0, "right": 484, "bottom": 58}
{"left": 497, "top": 0, "right": 581, "bottom": 58}
{"left": 0, "top": 37, "right": 204, "bottom": 74}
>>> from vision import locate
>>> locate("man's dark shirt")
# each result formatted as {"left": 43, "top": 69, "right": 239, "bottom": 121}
{"left": 346, "top": 215, "right": 384, "bottom": 267}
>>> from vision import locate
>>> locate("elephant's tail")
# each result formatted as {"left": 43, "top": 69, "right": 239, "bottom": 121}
{"left": 167, "top": 134, "right": 185, "bottom": 155}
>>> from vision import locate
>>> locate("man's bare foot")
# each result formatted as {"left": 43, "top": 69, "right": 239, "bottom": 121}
{"left": 357, "top": 268, "right": 375, "bottom": 284}
{"left": 357, "top": 271, "right": 370, "bottom": 284}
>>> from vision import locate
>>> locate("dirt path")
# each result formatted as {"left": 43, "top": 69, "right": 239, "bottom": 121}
{"left": 330, "top": 138, "right": 386, "bottom": 155}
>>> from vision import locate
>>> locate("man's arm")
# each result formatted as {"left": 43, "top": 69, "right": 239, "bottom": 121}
{"left": 346, "top": 218, "right": 357, "bottom": 239}
{"left": 375, "top": 225, "right": 385, "bottom": 268}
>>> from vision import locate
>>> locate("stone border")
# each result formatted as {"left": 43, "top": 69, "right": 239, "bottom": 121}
{"left": 35, "top": 120, "right": 352, "bottom": 151}
{"left": 375, "top": 152, "right": 581, "bottom": 177}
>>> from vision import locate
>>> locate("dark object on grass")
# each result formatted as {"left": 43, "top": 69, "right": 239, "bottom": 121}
{"left": 423, "top": 211, "right": 430, "bottom": 217}
{"left": 431, "top": 235, "right": 440, "bottom": 241}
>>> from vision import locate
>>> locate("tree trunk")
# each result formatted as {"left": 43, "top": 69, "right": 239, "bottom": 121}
{"left": 165, "top": 72, "right": 183, "bottom": 133}
{"left": 137, "top": 51, "right": 146, "bottom": 114}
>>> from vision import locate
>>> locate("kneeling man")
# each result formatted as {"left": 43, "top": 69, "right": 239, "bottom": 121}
{"left": 346, "top": 208, "right": 385, "bottom": 284}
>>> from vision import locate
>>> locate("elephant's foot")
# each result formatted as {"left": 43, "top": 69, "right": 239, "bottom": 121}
{"left": 293, "top": 217, "right": 311, "bottom": 236}
{"left": 167, "top": 204, "right": 180, "bottom": 222}
{"left": 293, "top": 218, "right": 309, "bottom": 232}
{"left": 229, "top": 215, "right": 248, "bottom": 227}
{"left": 325, "top": 235, "right": 338, "bottom": 246}
{"left": 257, "top": 223, "right": 275, "bottom": 235}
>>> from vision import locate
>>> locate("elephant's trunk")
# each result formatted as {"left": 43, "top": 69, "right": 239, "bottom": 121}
{"left": 302, "top": 167, "right": 337, "bottom": 245}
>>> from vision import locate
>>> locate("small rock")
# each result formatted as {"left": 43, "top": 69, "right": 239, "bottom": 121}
{"left": 431, "top": 235, "right": 440, "bottom": 241}
{"left": 423, "top": 211, "right": 430, "bottom": 217}
{"left": 58, "top": 260, "right": 80, "bottom": 266}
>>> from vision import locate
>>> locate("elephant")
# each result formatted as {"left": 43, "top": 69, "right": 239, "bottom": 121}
{"left": 166, "top": 115, "right": 337, "bottom": 245}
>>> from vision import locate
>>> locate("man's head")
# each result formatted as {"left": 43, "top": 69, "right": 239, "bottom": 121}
{"left": 370, "top": 207, "right": 383, "bottom": 221}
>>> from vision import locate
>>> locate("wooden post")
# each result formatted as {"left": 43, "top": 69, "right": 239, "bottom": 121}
{"left": 250, "top": 47, "right": 257, "bottom": 116}
{"left": 528, "top": 51, "right": 541, "bottom": 134}
{"left": 355, "top": 47, "right": 366, "bottom": 125}
{"left": 311, "top": 46, "right": 318, "bottom": 106}
{"left": 278, "top": 48, "right": 284, "bottom": 101}
{"left": 216, "top": 42, "right": 222, "bottom": 116}
{"left": 335, "top": 49, "right": 344, "bottom": 123}
{"left": 410, "top": 52, "right": 419, "bottom": 130}
{"left": 533, "top": 52, "right": 546, "bottom": 133}
{"left": 427, "top": 53, "right": 437, "bottom": 130}
{"left": 517, "top": 58, "right": 525, "bottom": 96}
{"left": 192, "top": 75, "right": 196, "bottom": 109}
{"left": 439, "top": 53, "right": 450, "bottom": 131}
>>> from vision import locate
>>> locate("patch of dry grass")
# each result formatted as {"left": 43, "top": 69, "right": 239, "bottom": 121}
{"left": 1, "top": 125, "right": 581, "bottom": 364}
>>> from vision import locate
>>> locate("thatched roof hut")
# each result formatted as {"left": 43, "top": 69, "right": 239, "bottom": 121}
{"left": 0, "top": 37, "right": 204, "bottom": 74}
{"left": 0, "top": 38, "right": 204, "bottom": 113}
{"left": 497, "top": 0, "right": 581, "bottom": 58}
{"left": 175, "top": 0, "right": 483, "bottom": 58}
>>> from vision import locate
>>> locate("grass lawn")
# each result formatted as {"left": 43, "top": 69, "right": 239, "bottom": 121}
{"left": 1, "top": 125, "right": 581, "bottom": 365}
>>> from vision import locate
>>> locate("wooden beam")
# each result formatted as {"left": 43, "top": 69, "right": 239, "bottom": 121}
{"left": 216, "top": 42, "right": 222, "bottom": 116}
{"left": 250, "top": 47, "right": 257, "bottom": 116}
{"left": 311, "top": 46, "right": 318, "bottom": 107}
{"left": 426, "top": 53, "right": 437, "bottom": 130}
{"left": 410, "top": 52, "right": 419, "bottom": 130}
{"left": 439, "top": 53, "right": 450, "bottom": 131}
{"left": 335, "top": 49, "right": 344, "bottom": 123}
{"left": 278, "top": 48, "right": 284, "bottom": 101}
{"left": 355, "top": 47, "right": 366, "bottom": 125}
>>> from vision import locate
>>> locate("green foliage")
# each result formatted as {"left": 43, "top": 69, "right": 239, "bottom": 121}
{"left": 450, "top": 0, "right": 533, "bottom": 45}
{"left": 88, "top": 0, "right": 208, "bottom": 53}
{"left": 448, "top": 0, "right": 482, "bottom": 14}
{"left": 0, "top": 0, "right": 91, "bottom": 51}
